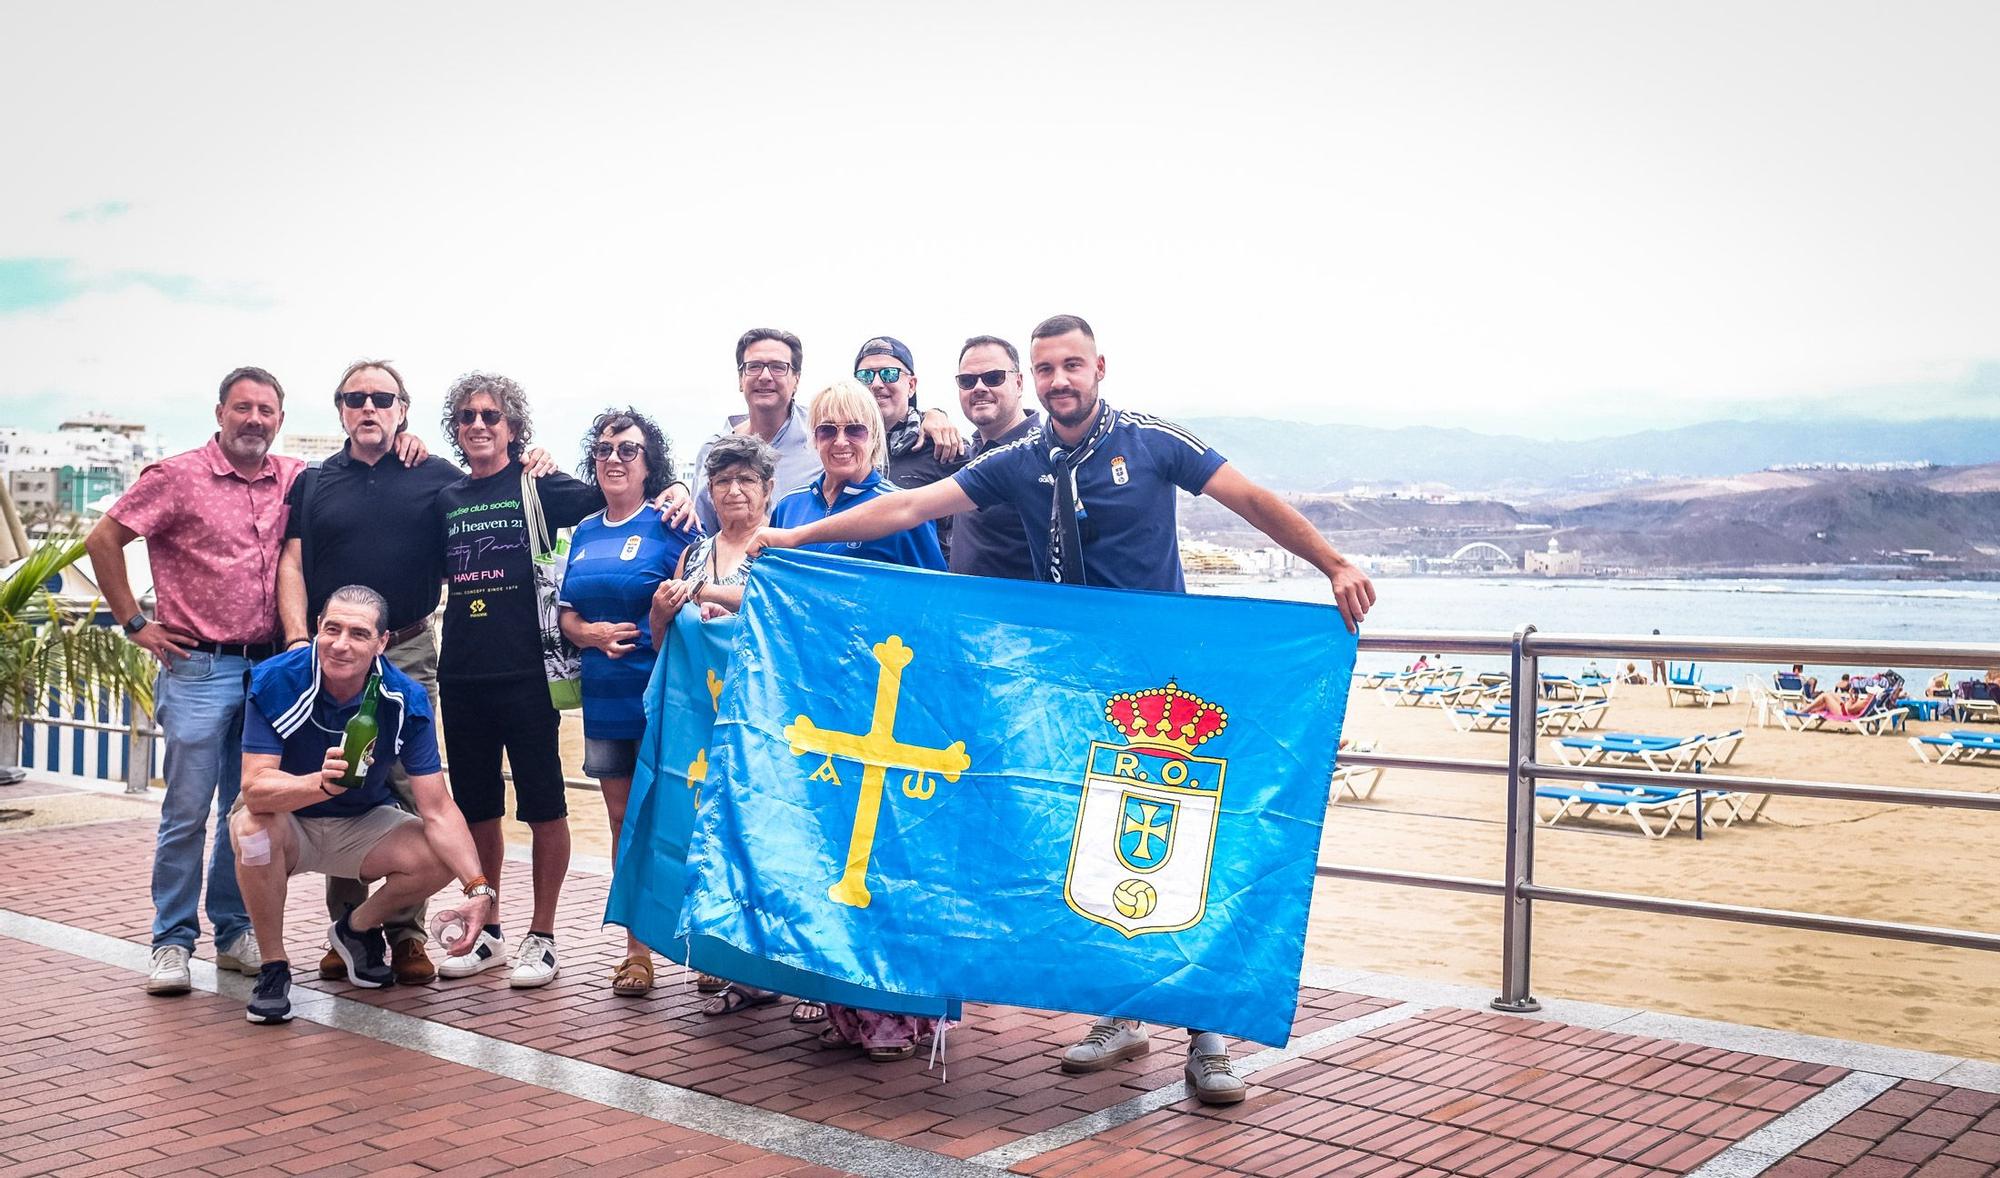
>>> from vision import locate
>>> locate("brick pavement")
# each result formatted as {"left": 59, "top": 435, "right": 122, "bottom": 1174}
{"left": 1764, "top": 1081, "right": 2000, "bottom": 1177}
{"left": 1, "top": 811, "right": 1997, "bottom": 1176}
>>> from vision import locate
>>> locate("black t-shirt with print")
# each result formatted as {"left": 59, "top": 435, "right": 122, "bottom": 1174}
{"left": 435, "top": 461, "right": 602, "bottom": 685}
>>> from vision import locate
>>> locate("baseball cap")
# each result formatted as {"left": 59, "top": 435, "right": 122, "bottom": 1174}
{"left": 854, "top": 336, "right": 916, "bottom": 373}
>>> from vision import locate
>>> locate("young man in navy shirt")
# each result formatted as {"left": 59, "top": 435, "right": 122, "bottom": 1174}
{"left": 753, "top": 313, "right": 1376, "bottom": 1104}
{"left": 229, "top": 585, "right": 492, "bottom": 1025}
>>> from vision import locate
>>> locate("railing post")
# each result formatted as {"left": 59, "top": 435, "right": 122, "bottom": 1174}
{"left": 1493, "top": 623, "right": 1542, "bottom": 1013}
{"left": 124, "top": 720, "right": 153, "bottom": 796}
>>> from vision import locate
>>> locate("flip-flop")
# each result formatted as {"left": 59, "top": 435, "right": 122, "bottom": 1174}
{"left": 816, "top": 1025, "right": 854, "bottom": 1049}
{"left": 702, "top": 986, "right": 779, "bottom": 1017}
{"left": 694, "top": 972, "right": 728, "bottom": 993}
{"left": 789, "top": 1000, "right": 828, "bottom": 1025}
{"left": 867, "top": 1043, "right": 917, "bottom": 1062}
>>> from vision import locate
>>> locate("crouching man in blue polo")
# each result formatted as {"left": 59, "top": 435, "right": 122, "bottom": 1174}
{"left": 229, "top": 584, "right": 494, "bottom": 1024}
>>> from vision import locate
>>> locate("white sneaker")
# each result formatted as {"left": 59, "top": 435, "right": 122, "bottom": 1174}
{"left": 216, "top": 930, "right": 262, "bottom": 975}
{"left": 1060, "top": 1017, "right": 1151, "bottom": 1073}
{"left": 508, "top": 933, "right": 560, "bottom": 989}
{"left": 146, "top": 945, "right": 192, "bottom": 995}
{"left": 437, "top": 930, "right": 507, "bottom": 979}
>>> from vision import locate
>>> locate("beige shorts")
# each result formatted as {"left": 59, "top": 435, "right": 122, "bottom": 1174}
{"left": 281, "top": 806, "right": 422, "bottom": 880}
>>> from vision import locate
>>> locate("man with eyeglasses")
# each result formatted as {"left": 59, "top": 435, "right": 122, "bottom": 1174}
{"left": 751, "top": 313, "right": 1376, "bottom": 1105}
{"left": 946, "top": 335, "right": 1039, "bottom": 581}
{"left": 690, "top": 328, "right": 964, "bottom": 534}
{"left": 275, "top": 360, "right": 464, "bottom": 985}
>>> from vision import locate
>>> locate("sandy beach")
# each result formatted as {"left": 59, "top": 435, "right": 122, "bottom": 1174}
{"left": 510, "top": 678, "right": 2000, "bottom": 1062}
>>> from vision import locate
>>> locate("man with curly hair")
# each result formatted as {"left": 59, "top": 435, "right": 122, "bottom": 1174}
{"left": 431, "top": 373, "right": 603, "bottom": 989}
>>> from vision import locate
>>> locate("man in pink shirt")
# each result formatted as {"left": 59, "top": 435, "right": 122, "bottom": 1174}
{"left": 87, "top": 366, "right": 304, "bottom": 996}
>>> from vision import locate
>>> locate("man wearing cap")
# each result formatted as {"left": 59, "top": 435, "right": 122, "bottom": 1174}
{"left": 946, "top": 334, "right": 1039, "bottom": 581}
{"left": 751, "top": 314, "right": 1376, "bottom": 1105}
{"left": 692, "top": 328, "right": 965, "bottom": 534}
{"left": 276, "top": 359, "right": 464, "bottom": 985}
{"left": 854, "top": 334, "right": 967, "bottom": 558}
{"left": 86, "top": 366, "right": 304, "bottom": 996}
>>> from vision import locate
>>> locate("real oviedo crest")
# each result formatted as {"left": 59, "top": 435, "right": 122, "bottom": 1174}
{"left": 1064, "top": 680, "right": 1227, "bottom": 938}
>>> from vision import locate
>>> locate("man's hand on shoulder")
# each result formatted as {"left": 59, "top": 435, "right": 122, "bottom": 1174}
{"left": 919, "top": 408, "right": 966, "bottom": 462}
{"left": 522, "top": 447, "right": 559, "bottom": 478}
{"left": 653, "top": 482, "right": 699, "bottom": 530}
{"left": 394, "top": 432, "right": 431, "bottom": 465}
{"left": 1326, "top": 561, "right": 1376, "bottom": 634}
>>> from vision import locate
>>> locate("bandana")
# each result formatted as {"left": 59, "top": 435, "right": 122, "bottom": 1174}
{"left": 885, "top": 408, "right": 927, "bottom": 461}
{"left": 1043, "top": 398, "right": 1116, "bottom": 585}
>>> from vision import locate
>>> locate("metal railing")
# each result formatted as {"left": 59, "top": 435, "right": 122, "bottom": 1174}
{"left": 1323, "top": 629, "right": 2000, "bottom": 1011}
{"left": 10, "top": 690, "right": 162, "bottom": 795}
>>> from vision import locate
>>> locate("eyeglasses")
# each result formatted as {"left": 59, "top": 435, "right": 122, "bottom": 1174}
{"left": 739, "top": 360, "right": 794, "bottom": 376}
{"left": 338, "top": 391, "right": 399, "bottom": 409}
{"left": 854, "top": 367, "right": 905, "bottom": 385}
{"left": 590, "top": 441, "right": 645, "bottom": 462}
{"left": 813, "top": 422, "right": 871, "bottom": 444}
{"left": 955, "top": 369, "right": 1016, "bottom": 391}
{"left": 456, "top": 408, "right": 505, "bottom": 427}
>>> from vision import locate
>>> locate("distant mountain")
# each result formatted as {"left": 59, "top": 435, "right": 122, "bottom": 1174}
{"left": 1180, "top": 416, "right": 2000, "bottom": 496}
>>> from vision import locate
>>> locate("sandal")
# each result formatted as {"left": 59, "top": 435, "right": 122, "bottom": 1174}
{"left": 702, "top": 985, "right": 779, "bottom": 1017}
{"left": 789, "top": 1000, "right": 828, "bottom": 1025}
{"left": 816, "top": 1025, "right": 855, "bottom": 1049}
{"left": 867, "top": 1043, "right": 917, "bottom": 1062}
{"left": 611, "top": 955, "right": 654, "bottom": 997}
{"left": 694, "top": 972, "right": 728, "bottom": 993}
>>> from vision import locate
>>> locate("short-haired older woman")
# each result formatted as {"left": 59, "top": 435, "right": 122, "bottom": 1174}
{"left": 766, "top": 379, "right": 944, "bottom": 573}
{"left": 558, "top": 407, "right": 699, "bottom": 996}
{"left": 432, "top": 373, "right": 603, "bottom": 990}
{"left": 770, "top": 380, "right": 943, "bottom": 1060}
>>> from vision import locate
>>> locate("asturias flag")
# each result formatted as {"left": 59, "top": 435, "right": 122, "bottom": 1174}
{"left": 676, "top": 550, "right": 1355, "bottom": 1045}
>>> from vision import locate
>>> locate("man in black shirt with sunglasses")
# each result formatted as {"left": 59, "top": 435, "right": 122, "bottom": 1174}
{"left": 277, "top": 360, "right": 462, "bottom": 984}
{"left": 946, "top": 334, "right": 1039, "bottom": 581}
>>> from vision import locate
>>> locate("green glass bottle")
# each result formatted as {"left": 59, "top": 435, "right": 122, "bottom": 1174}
{"left": 335, "top": 672, "right": 382, "bottom": 790}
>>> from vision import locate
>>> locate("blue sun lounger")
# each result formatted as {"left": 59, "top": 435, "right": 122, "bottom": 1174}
{"left": 1535, "top": 782, "right": 1729, "bottom": 839}
{"left": 1909, "top": 730, "right": 2000, "bottom": 765}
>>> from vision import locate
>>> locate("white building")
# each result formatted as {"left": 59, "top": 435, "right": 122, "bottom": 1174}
{"left": 1524, "top": 537, "right": 1583, "bottom": 576}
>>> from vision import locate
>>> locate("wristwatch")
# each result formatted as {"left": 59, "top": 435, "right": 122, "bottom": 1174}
{"left": 122, "top": 612, "right": 150, "bottom": 635}
{"left": 464, "top": 883, "right": 498, "bottom": 903}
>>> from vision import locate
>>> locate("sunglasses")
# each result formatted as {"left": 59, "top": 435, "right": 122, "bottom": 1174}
{"left": 854, "top": 367, "right": 905, "bottom": 385}
{"left": 591, "top": 441, "right": 645, "bottom": 462}
{"left": 955, "top": 369, "right": 1015, "bottom": 391}
{"left": 739, "top": 360, "right": 794, "bottom": 376}
{"left": 338, "top": 391, "right": 399, "bottom": 409}
{"left": 813, "top": 422, "right": 872, "bottom": 444}
{"left": 456, "top": 408, "right": 505, "bottom": 427}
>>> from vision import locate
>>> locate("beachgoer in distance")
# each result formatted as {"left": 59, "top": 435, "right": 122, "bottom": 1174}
{"left": 1802, "top": 673, "right": 1867, "bottom": 720}
{"left": 558, "top": 407, "right": 699, "bottom": 996}
{"left": 1791, "top": 664, "right": 1819, "bottom": 695}
{"left": 749, "top": 313, "right": 1375, "bottom": 1105}
{"left": 1649, "top": 630, "right": 1666, "bottom": 684}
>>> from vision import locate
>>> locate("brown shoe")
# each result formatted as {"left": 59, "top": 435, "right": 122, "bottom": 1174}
{"left": 392, "top": 939, "right": 437, "bottom": 985}
{"left": 319, "top": 946, "right": 346, "bottom": 981}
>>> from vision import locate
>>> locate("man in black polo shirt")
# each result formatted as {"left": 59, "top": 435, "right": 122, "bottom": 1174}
{"left": 946, "top": 334, "right": 1039, "bottom": 582}
{"left": 854, "top": 335, "right": 966, "bottom": 557}
{"left": 275, "top": 359, "right": 464, "bottom": 984}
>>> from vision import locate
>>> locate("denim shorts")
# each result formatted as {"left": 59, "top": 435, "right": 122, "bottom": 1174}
{"left": 583, "top": 737, "right": 639, "bottom": 780}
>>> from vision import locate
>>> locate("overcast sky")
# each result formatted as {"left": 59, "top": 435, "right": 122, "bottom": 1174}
{"left": 3, "top": 1, "right": 1996, "bottom": 462}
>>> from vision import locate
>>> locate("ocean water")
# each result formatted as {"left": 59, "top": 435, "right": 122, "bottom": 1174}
{"left": 1195, "top": 576, "right": 2000, "bottom": 684}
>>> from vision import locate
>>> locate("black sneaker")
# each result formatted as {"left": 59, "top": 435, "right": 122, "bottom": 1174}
{"left": 246, "top": 961, "right": 293, "bottom": 1024}
{"left": 329, "top": 916, "right": 394, "bottom": 989}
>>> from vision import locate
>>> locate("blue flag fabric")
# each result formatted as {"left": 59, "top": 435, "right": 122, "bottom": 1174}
{"left": 604, "top": 608, "right": 957, "bottom": 1018}
{"left": 678, "top": 549, "right": 1356, "bottom": 1046}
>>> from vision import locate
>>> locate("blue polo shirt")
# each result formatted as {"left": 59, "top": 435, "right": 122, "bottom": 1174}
{"left": 559, "top": 505, "right": 700, "bottom": 739}
{"left": 770, "top": 470, "right": 946, "bottom": 571}
{"left": 242, "top": 646, "right": 440, "bottom": 819}
{"left": 953, "top": 406, "right": 1225, "bottom": 592}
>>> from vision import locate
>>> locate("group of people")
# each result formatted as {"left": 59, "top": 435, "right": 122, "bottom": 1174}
{"left": 88, "top": 314, "right": 1375, "bottom": 1105}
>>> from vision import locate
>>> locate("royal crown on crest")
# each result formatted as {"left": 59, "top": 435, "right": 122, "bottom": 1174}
{"left": 1104, "top": 680, "right": 1227, "bottom": 759}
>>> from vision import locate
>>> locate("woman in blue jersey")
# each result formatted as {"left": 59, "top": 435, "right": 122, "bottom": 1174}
{"left": 767, "top": 380, "right": 944, "bottom": 572}
{"left": 557, "top": 408, "right": 698, "bottom": 996}
{"left": 771, "top": 381, "right": 943, "bottom": 1060}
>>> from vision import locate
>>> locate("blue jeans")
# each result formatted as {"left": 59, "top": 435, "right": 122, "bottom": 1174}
{"left": 151, "top": 651, "right": 252, "bottom": 951}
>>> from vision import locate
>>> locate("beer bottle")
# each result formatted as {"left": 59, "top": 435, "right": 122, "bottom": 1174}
{"left": 335, "top": 672, "right": 382, "bottom": 790}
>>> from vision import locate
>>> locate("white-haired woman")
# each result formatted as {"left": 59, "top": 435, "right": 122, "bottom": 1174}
{"left": 767, "top": 380, "right": 942, "bottom": 1060}
{"left": 765, "top": 379, "right": 944, "bottom": 572}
